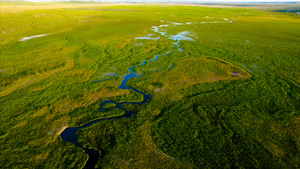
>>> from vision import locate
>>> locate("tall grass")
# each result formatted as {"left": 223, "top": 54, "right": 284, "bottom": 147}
{"left": 0, "top": 2, "right": 299, "bottom": 168}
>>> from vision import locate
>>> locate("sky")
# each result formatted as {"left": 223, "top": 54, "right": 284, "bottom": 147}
{"left": 23, "top": 0, "right": 300, "bottom": 2}
{"left": 97, "top": 0, "right": 299, "bottom": 2}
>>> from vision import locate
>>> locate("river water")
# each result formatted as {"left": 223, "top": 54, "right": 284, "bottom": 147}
{"left": 59, "top": 22, "right": 199, "bottom": 168}
{"left": 19, "top": 34, "right": 49, "bottom": 41}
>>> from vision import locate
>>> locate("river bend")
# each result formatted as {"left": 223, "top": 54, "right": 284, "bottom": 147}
{"left": 60, "top": 22, "right": 194, "bottom": 168}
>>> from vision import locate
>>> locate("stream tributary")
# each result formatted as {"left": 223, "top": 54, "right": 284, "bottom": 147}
{"left": 60, "top": 22, "right": 197, "bottom": 168}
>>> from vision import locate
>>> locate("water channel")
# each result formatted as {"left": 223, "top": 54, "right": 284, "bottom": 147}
{"left": 60, "top": 23, "right": 193, "bottom": 168}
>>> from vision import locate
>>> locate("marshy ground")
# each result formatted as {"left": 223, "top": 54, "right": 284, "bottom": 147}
{"left": 0, "top": 1, "right": 299, "bottom": 169}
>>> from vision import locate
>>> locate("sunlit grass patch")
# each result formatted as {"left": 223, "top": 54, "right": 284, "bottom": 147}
{"left": 138, "top": 56, "right": 251, "bottom": 95}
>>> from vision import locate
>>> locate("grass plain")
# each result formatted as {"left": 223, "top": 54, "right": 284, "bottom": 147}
{"left": 0, "top": 1, "right": 299, "bottom": 168}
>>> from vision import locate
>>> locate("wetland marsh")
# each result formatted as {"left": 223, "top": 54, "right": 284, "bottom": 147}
{"left": 0, "top": 1, "right": 299, "bottom": 169}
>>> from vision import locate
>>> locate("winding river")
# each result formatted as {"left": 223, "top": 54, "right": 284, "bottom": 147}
{"left": 60, "top": 22, "right": 194, "bottom": 168}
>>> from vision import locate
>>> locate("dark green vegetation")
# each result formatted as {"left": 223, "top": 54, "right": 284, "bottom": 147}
{"left": 1, "top": 2, "right": 299, "bottom": 168}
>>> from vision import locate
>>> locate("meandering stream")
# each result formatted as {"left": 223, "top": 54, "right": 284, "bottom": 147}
{"left": 59, "top": 20, "right": 231, "bottom": 168}
{"left": 59, "top": 22, "right": 190, "bottom": 168}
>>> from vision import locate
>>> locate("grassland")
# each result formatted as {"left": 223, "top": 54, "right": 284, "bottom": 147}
{"left": 0, "top": 1, "right": 299, "bottom": 169}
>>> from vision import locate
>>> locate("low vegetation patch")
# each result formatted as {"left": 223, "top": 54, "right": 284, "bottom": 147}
{"left": 0, "top": 2, "right": 299, "bottom": 169}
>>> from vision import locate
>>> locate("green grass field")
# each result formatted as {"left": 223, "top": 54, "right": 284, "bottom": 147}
{"left": 0, "top": 1, "right": 299, "bottom": 168}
